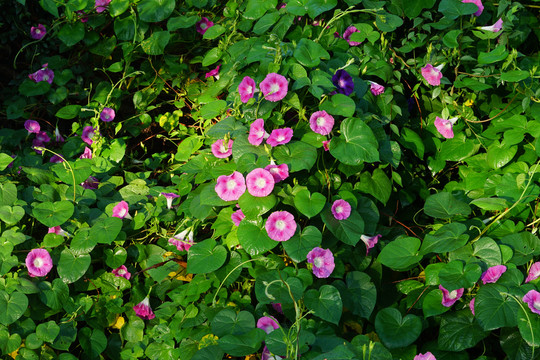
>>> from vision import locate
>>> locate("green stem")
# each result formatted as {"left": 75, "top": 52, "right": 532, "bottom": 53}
{"left": 33, "top": 147, "right": 77, "bottom": 202}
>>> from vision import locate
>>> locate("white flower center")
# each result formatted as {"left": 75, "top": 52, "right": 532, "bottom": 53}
{"left": 219, "top": 143, "right": 227, "bottom": 153}
{"left": 255, "top": 178, "right": 266, "bottom": 188}
{"left": 118, "top": 268, "right": 126, "bottom": 275}
{"left": 534, "top": 301, "right": 540, "bottom": 311}
{"left": 43, "top": 75, "right": 49, "bottom": 81}
{"left": 275, "top": 220, "right": 286, "bottom": 230}
{"left": 36, "top": 29, "right": 41, "bottom": 34}
{"left": 256, "top": 129, "right": 264, "bottom": 137}
{"left": 226, "top": 179, "right": 237, "bottom": 190}
{"left": 277, "top": 135, "right": 285, "bottom": 142}
{"left": 201, "top": 23, "right": 207, "bottom": 29}
{"left": 316, "top": 117, "right": 326, "bottom": 127}
{"left": 118, "top": 208, "right": 127, "bottom": 217}
{"left": 33, "top": 257, "right": 43, "bottom": 268}
{"left": 339, "top": 79, "right": 346, "bottom": 88}
{"left": 335, "top": 206, "right": 343, "bottom": 213}
{"left": 313, "top": 257, "right": 323, "bottom": 268}
{"left": 246, "top": 86, "right": 252, "bottom": 93}
{"left": 449, "top": 290, "right": 458, "bottom": 299}
{"left": 270, "top": 83, "right": 280, "bottom": 93}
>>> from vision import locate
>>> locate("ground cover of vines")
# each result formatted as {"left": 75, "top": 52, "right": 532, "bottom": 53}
{"left": 1, "top": 0, "right": 540, "bottom": 358}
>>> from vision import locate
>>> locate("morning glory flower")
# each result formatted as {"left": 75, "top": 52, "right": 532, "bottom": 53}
{"left": 526, "top": 262, "right": 540, "bottom": 283}
{"left": 480, "top": 18, "right": 503, "bottom": 32}
{"left": 26, "top": 249, "right": 53, "bottom": 278}
{"left": 414, "top": 352, "right": 436, "bottom": 360}
{"left": 100, "top": 107, "right": 115, "bottom": 122}
{"left": 196, "top": 17, "right": 214, "bottom": 35}
{"left": 369, "top": 81, "right": 385, "bottom": 96}
{"left": 260, "top": 73, "right": 288, "bottom": 102}
{"left": 434, "top": 116, "right": 458, "bottom": 139}
{"left": 469, "top": 297, "right": 475, "bottom": 315}
{"left": 462, "top": 0, "right": 484, "bottom": 16}
{"left": 343, "top": 25, "right": 362, "bottom": 46}
{"left": 322, "top": 140, "right": 330, "bottom": 151}
{"left": 265, "top": 163, "right": 289, "bottom": 183}
{"left": 309, "top": 110, "right": 334, "bottom": 135}
{"left": 246, "top": 168, "right": 275, "bottom": 197}
{"left": 29, "top": 64, "right": 54, "bottom": 84}
{"left": 481, "top": 265, "right": 507, "bottom": 284}
{"left": 248, "top": 118, "right": 268, "bottom": 146}
{"left": 439, "top": 285, "right": 464, "bottom": 307}
{"left": 266, "top": 128, "right": 293, "bottom": 147}
{"left": 331, "top": 199, "right": 351, "bottom": 220}
{"left": 30, "top": 24, "right": 46, "bottom": 40}
{"left": 211, "top": 139, "right": 234, "bottom": 158}
{"left": 215, "top": 171, "right": 246, "bottom": 201}
{"left": 24, "top": 120, "right": 40, "bottom": 134}
{"left": 112, "top": 265, "right": 131, "bottom": 280}
{"left": 80, "top": 147, "right": 92, "bottom": 159}
{"left": 168, "top": 229, "right": 194, "bottom": 251}
{"left": 55, "top": 127, "right": 64, "bottom": 143}
{"left": 95, "top": 0, "right": 111, "bottom": 13}
{"left": 307, "top": 247, "right": 335, "bottom": 278}
{"left": 239, "top": 76, "right": 256, "bottom": 103}
{"left": 265, "top": 211, "right": 296, "bottom": 241}
{"left": 48, "top": 226, "right": 70, "bottom": 237}
{"left": 421, "top": 64, "right": 444, "bottom": 86}
{"left": 133, "top": 297, "right": 155, "bottom": 320}
{"left": 81, "top": 126, "right": 97, "bottom": 145}
{"left": 112, "top": 201, "right": 131, "bottom": 219}
{"left": 332, "top": 69, "right": 354, "bottom": 96}
{"left": 361, "top": 234, "right": 381, "bottom": 254}
{"left": 523, "top": 290, "right": 540, "bottom": 315}
{"left": 262, "top": 346, "right": 283, "bottom": 360}
{"left": 160, "top": 192, "right": 180, "bottom": 209}
{"left": 231, "top": 208, "right": 245, "bottom": 226}
{"left": 81, "top": 176, "right": 99, "bottom": 190}
{"left": 257, "top": 317, "right": 279, "bottom": 334}
{"left": 205, "top": 64, "right": 220, "bottom": 79}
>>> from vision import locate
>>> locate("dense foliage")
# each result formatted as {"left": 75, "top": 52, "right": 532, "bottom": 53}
{"left": 1, "top": 0, "right": 540, "bottom": 358}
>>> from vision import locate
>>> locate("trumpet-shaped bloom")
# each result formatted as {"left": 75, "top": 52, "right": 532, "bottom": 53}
{"left": 95, "top": 0, "right": 111, "bottom": 13}
{"left": 112, "top": 265, "right": 131, "bottom": 280}
{"left": 26, "top": 249, "right": 53, "bottom": 277}
{"left": 133, "top": 297, "right": 155, "bottom": 320}
{"left": 523, "top": 290, "right": 540, "bottom": 315}
{"left": 361, "top": 234, "right": 381, "bottom": 254}
{"left": 29, "top": 65, "right": 54, "bottom": 84}
{"left": 307, "top": 247, "right": 335, "bottom": 278}
{"left": 480, "top": 18, "right": 503, "bottom": 32}
{"left": 30, "top": 24, "right": 46, "bottom": 40}
{"left": 331, "top": 199, "right": 351, "bottom": 220}
{"left": 526, "top": 262, "right": 540, "bottom": 283}
{"left": 48, "top": 226, "right": 70, "bottom": 237}
{"left": 260, "top": 73, "right": 288, "bottom": 102}
{"left": 414, "top": 352, "right": 436, "bottom": 360}
{"left": 421, "top": 64, "right": 444, "bottom": 86}
{"left": 469, "top": 297, "right": 476, "bottom": 315}
{"left": 369, "top": 81, "right": 385, "bottom": 96}
{"left": 55, "top": 127, "right": 64, "bottom": 143}
{"left": 332, "top": 69, "right": 354, "bottom": 96}
{"left": 267, "top": 128, "right": 293, "bottom": 147}
{"left": 25, "top": 120, "right": 40, "bottom": 134}
{"left": 249, "top": 118, "right": 268, "bottom": 146}
{"left": 343, "top": 25, "right": 362, "bottom": 46}
{"left": 257, "top": 317, "right": 279, "bottom": 334}
{"left": 80, "top": 147, "right": 93, "bottom": 159}
{"left": 81, "top": 176, "right": 99, "bottom": 190}
{"left": 265, "top": 163, "right": 289, "bottom": 183}
{"left": 168, "top": 229, "right": 194, "bottom": 251}
{"left": 246, "top": 168, "right": 275, "bottom": 197}
{"left": 160, "top": 192, "right": 180, "bottom": 209}
{"left": 196, "top": 17, "right": 214, "bottom": 35}
{"left": 231, "top": 209, "right": 245, "bottom": 226}
{"left": 81, "top": 126, "right": 97, "bottom": 145}
{"left": 112, "top": 201, "right": 131, "bottom": 219}
{"left": 439, "top": 285, "right": 464, "bottom": 307}
{"left": 322, "top": 140, "right": 330, "bottom": 151}
{"left": 265, "top": 211, "right": 296, "bottom": 241}
{"left": 481, "top": 265, "right": 507, "bottom": 284}
{"left": 239, "top": 76, "right": 256, "bottom": 103}
{"left": 434, "top": 116, "right": 458, "bottom": 139}
{"left": 462, "top": 0, "right": 484, "bottom": 16}
{"left": 100, "top": 107, "right": 115, "bottom": 122}
{"left": 309, "top": 111, "right": 334, "bottom": 135}
{"left": 205, "top": 64, "right": 221, "bottom": 79}
{"left": 211, "top": 139, "right": 234, "bottom": 158}
{"left": 215, "top": 171, "right": 246, "bottom": 201}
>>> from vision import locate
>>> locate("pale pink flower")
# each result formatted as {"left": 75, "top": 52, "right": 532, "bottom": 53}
{"left": 331, "top": 199, "right": 351, "bottom": 220}
{"left": 80, "top": 147, "right": 92, "bottom": 159}
{"left": 100, "top": 107, "right": 115, "bottom": 122}
{"left": 462, "top": 0, "right": 484, "bottom": 16}
{"left": 133, "top": 297, "right": 155, "bottom": 320}
{"left": 307, "top": 247, "right": 335, "bottom": 278}
{"left": 231, "top": 209, "right": 245, "bottom": 226}
{"left": 25, "top": 249, "right": 53, "bottom": 277}
{"left": 480, "top": 18, "right": 503, "bottom": 32}
{"left": 205, "top": 64, "right": 220, "bottom": 79}
{"left": 48, "top": 226, "right": 69, "bottom": 237}
{"left": 523, "top": 290, "right": 540, "bottom": 315}
{"left": 469, "top": 297, "right": 475, "bottom": 315}
{"left": 81, "top": 126, "right": 97, "bottom": 145}
{"left": 265, "top": 211, "right": 296, "bottom": 241}
{"left": 215, "top": 171, "right": 246, "bottom": 201}
{"left": 95, "top": 0, "right": 111, "bottom": 13}
{"left": 30, "top": 24, "right": 46, "bottom": 40}
{"left": 196, "top": 17, "right": 214, "bottom": 35}
{"left": 248, "top": 118, "right": 268, "bottom": 146}
{"left": 421, "top": 64, "right": 444, "bottom": 86}
{"left": 168, "top": 229, "right": 194, "bottom": 251}
{"left": 160, "top": 192, "right": 180, "bottom": 209}
{"left": 267, "top": 128, "right": 293, "bottom": 147}
{"left": 481, "top": 265, "right": 507, "bottom": 284}
{"left": 260, "top": 73, "right": 288, "bottom": 102}
{"left": 361, "top": 234, "right": 381, "bottom": 254}
{"left": 439, "top": 285, "right": 464, "bottom": 307}
{"left": 239, "top": 76, "right": 256, "bottom": 103}
{"left": 246, "top": 168, "right": 275, "bottom": 197}
{"left": 434, "top": 116, "right": 458, "bottom": 139}
{"left": 525, "top": 262, "right": 540, "bottom": 283}
{"left": 265, "top": 163, "right": 289, "bottom": 183}
{"left": 112, "top": 201, "right": 131, "bottom": 219}
{"left": 112, "top": 265, "right": 131, "bottom": 280}
{"left": 369, "top": 81, "right": 385, "bottom": 95}
{"left": 414, "top": 352, "right": 436, "bottom": 360}
{"left": 309, "top": 110, "right": 334, "bottom": 135}
{"left": 257, "top": 316, "right": 279, "bottom": 334}
{"left": 343, "top": 25, "right": 362, "bottom": 46}
{"left": 322, "top": 140, "right": 330, "bottom": 151}
{"left": 25, "top": 120, "right": 40, "bottom": 134}
{"left": 211, "top": 139, "right": 233, "bottom": 158}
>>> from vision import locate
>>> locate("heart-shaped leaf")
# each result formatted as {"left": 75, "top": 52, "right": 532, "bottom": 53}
{"left": 57, "top": 248, "right": 91, "bottom": 284}
{"left": 237, "top": 221, "right": 278, "bottom": 256}
{"left": 304, "top": 285, "right": 342, "bottom": 325}
{"left": 0, "top": 291, "right": 28, "bottom": 325}
{"left": 294, "top": 189, "right": 326, "bottom": 218}
{"left": 283, "top": 226, "right": 322, "bottom": 262}
{"left": 32, "top": 201, "right": 74, "bottom": 227}
{"left": 375, "top": 308, "right": 422, "bottom": 348}
{"left": 187, "top": 238, "right": 227, "bottom": 274}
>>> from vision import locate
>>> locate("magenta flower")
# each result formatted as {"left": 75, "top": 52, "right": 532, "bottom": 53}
{"left": 100, "top": 107, "right": 115, "bottom": 122}
{"left": 215, "top": 171, "right": 246, "bottom": 201}
{"left": 462, "top": 0, "right": 484, "bottom": 16}
{"left": 246, "top": 168, "right": 275, "bottom": 197}
{"left": 271, "top": 303, "right": 283, "bottom": 314}
{"left": 76, "top": 10, "right": 89, "bottom": 22}
{"left": 526, "top": 262, "right": 540, "bottom": 283}
{"left": 248, "top": 118, "right": 268, "bottom": 146}
{"left": 439, "top": 285, "right": 464, "bottom": 307}
{"left": 29, "top": 65, "right": 54, "bottom": 84}
{"left": 81, "top": 176, "right": 99, "bottom": 190}
{"left": 342, "top": 25, "right": 362, "bottom": 46}
{"left": 322, "top": 140, "right": 330, "bottom": 151}
{"left": 481, "top": 265, "right": 507, "bottom": 284}
{"left": 262, "top": 346, "right": 282, "bottom": 360}
{"left": 265, "top": 163, "right": 289, "bottom": 183}
{"left": 239, "top": 76, "right": 256, "bottom": 103}
{"left": 331, "top": 199, "right": 351, "bottom": 220}
{"left": 160, "top": 192, "right": 180, "bottom": 209}
{"left": 421, "top": 64, "right": 444, "bottom": 86}
{"left": 55, "top": 127, "right": 64, "bottom": 143}
{"left": 133, "top": 297, "right": 155, "bottom": 320}
{"left": 196, "top": 17, "right": 214, "bottom": 35}
{"left": 265, "top": 211, "right": 296, "bottom": 241}
{"left": 257, "top": 316, "right": 279, "bottom": 334}
{"left": 332, "top": 69, "right": 354, "bottom": 96}
{"left": 469, "top": 297, "right": 475, "bottom": 316}
{"left": 168, "top": 229, "right": 194, "bottom": 251}
{"left": 112, "top": 265, "right": 131, "bottom": 280}
{"left": 434, "top": 116, "right": 458, "bottom": 139}
{"left": 523, "top": 290, "right": 540, "bottom": 315}
{"left": 48, "top": 226, "right": 69, "bottom": 237}
{"left": 80, "top": 147, "right": 93, "bottom": 159}
{"left": 36, "top": 131, "right": 51, "bottom": 143}
{"left": 81, "top": 126, "right": 97, "bottom": 145}
{"left": 205, "top": 64, "right": 220, "bottom": 79}
{"left": 480, "top": 18, "right": 503, "bottom": 33}
{"left": 30, "top": 24, "right": 46, "bottom": 40}
{"left": 231, "top": 209, "right": 245, "bottom": 226}
{"left": 50, "top": 155, "right": 64, "bottom": 163}
{"left": 307, "top": 247, "right": 335, "bottom": 278}
{"left": 309, "top": 110, "right": 334, "bottom": 135}
{"left": 414, "top": 352, "right": 436, "bottom": 360}
{"left": 260, "top": 73, "right": 288, "bottom": 102}
{"left": 361, "top": 234, "right": 381, "bottom": 254}
{"left": 24, "top": 120, "right": 40, "bottom": 134}
{"left": 112, "top": 200, "right": 131, "bottom": 219}
{"left": 369, "top": 81, "right": 385, "bottom": 96}
{"left": 267, "top": 128, "right": 293, "bottom": 147}
{"left": 25, "top": 249, "right": 53, "bottom": 278}
{"left": 211, "top": 139, "right": 234, "bottom": 158}
{"left": 95, "top": 0, "right": 111, "bottom": 13}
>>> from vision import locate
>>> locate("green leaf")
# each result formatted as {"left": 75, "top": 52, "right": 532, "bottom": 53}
{"left": 0, "top": 291, "right": 28, "bottom": 325}
{"left": 438, "top": 311, "right": 488, "bottom": 351}
{"left": 238, "top": 192, "right": 276, "bottom": 219}
{"left": 439, "top": 135, "right": 480, "bottom": 161}
{"left": 237, "top": 221, "right": 278, "bottom": 256}
{"left": 255, "top": 272, "right": 304, "bottom": 304}
{"left": 38, "top": 279, "right": 69, "bottom": 311}
{"left": 253, "top": 12, "right": 280, "bottom": 34}
{"left": 79, "top": 328, "right": 107, "bottom": 358}
{"left": 306, "top": 0, "right": 337, "bottom": 18}
{"left": 403, "top": 0, "right": 436, "bottom": 18}
{"left": 375, "top": 308, "right": 422, "bottom": 348}
{"left": 167, "top": 15, "right": 199, "bottom": 30}
{"left": 478, "top": 45, "right": 509, "bottom": 64}
{"left": 293, "top": 38, "right": 330, "bottom": 68}
{"left": 203, "top": 24, "right": 226, "bottom": 39}
{"left": 355, "top": 169, "right": 391, "bottom": 205}
{"left": 187, "top": 239, "right": 227, "bottom": 274}
{"left": 420, "top": 222, "right": 469, "bottom": 254}
{"left": 399, "top": 128, "right": 425, "bottom": 158}
{"left": 330, "top": 118, "right": 379, "bottom": 165}
{"left": 109, "top": 0, "right": 130, "bottom": 16}
{"left": 304, "top": 285, "right": 342, "bottom": 325}
{"left": 501, "top": 70, "right": 530, "bottom": 82}
{"left": 320, "top": 207, "right": 364, "bottom": 246}
{"left": 0, "top": 206, "right": 24, "bottom": 225}
{"left": 51, "top": 159, "right": 93, "bottom": 186}
{"left": 36, "top": 321, "right": 60, "bottom": 342}
{"left": 500, "top": 328, "right": 537, "bottom": 360}
{"left": 470, "top": 197, "right": 509, "bottom": 211}
{"left": 476, "top": 284, "right": 519, "bottom": 330}
{"left": 141, "top": 31, "right": 170, "bottom": 55}
{"left": 517, "top": 305, "right": 540, "bottom": 347}
{"left": 500, "top": 232, "right": 540, "bottom": 265}
{"left": 202, "top": 48, "right": 222, "bottom": 67}
{"left": 243, "top": 0, "right": 277, "bottom": 19}
{"left": 320, "top": 94, "right": 356, "bottom": 117}
{"left": 343, "top": 271, "right": 377, "bottom": 319}
{"left": 486, "top": 142, "right": 517, "bottom": 169}
{"left": 19, "top": 80, "right": 51, "bottom": 97}
{"left": 57, "top": 248, "right": 91, "bottom": 283}
{"left": 32, "top": 201, "right": 75, "bottom": 227}
{"left": 294, "top": 190, "right": 326, "bottom": 218}
{"left": 378, "top": 236, "right": 422, "bottom": 270}
{"left": 443, "top": 29, "right": 462, "bottom": 48}
{"left": 39, "top": 0, "right": 59, "bottom": 16}
{"left": 218, "top": 329, "right": 266, "bottom": 357}
{"left": 200, "top": 100, "right": 227, "bottom": 119}
{"left": 472, "top": 237, "right": 502, "bottom": 267}
{"left": 211, "top": 309, "right": 255, "bottom": 337}
{"left": 58, "top": 22, "right": 85, "bottom": 47}
{"left": 137, "top": 0, "right": 175, "bottom": 22}
{"left": 438, "top": 0, "right": 479, "bottom": 18}
{"left": 375, "top": 12, "right": 403, "bottom": 32}
{"left": 89, "top": 217, "right": 123, "bottom": 245}
{"left": 55, "top": 105, "right": 81, "bottom": 119}
{"left": 439, "top": 261, "right": 481, "bottom": 291}
{"left": 424, "top": 192, "right": 471, "bottom": 219}
{"left": 422, "top": 289, "right": 449, "bottom": 317}
{"left": 283, "top": 226, "right": 322, "bottom": 263}
{"left": 273, "top": 141, "right": 317, "bottom": 172}
{"left": 0, "top": 154, "right": 14, "bottom": 172}
{"left": 0, "top": 182, "right": 17, "bottom": 206}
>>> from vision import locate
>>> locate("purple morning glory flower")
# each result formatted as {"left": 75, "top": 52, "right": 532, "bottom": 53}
{"left": 24, "top": 120, "right": 40, "bottom": 134}
{"left": 160, "top": 192, "right": 180, "bottom": 209}
{"left": 29, "top": 64, "right": 54, "bottom": 84}
{"left": 100, "top": 107, "right": 115, "bottom": 122}
{"left": 306, "top": 247, "right": 335, "bottom": 278}
{"left": 480, "top": 265, "right": 507, "bottom": 284}
{"left": 523, "top": 290, "right": 540, "bottom": 315}
{"left": 30, "top": 24, "right": 46, "bottom": 40}
{"left": 332, "top": 69, "right": 354, "bottom": 96}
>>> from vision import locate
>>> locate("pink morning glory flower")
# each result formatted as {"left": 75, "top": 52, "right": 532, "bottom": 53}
{"left": 30, "top": 24, "right": 46, "bottom": 40}
{"left": 332, "top": 69, "right": 354, "bottom": 96}
{"left": 462, "top": 0, "right": 484, "bottom": 16}
{"left": 257, "top": 316, "right": 279, "bottom": 334}
{"left": 265, "top": 163, "right": 289, "bottom": 183}
{"left": 480, "top": 18, "right": 503, "bottom": 32}
{"left": 24, "top": 120, "right": 40, "bottom": 134}
{"left": 248, "top": 118, "right": 268, "bottom": 146}
{"left": 211, "top": 139, "right": 234, "bottom": 158}
{"left": 112, "top": 265, "right": 131, "bottom": 280}
{"left": 112, "top": 201, "right": 131, "bottom": 219}
{"left": 205, "top": 64, "right": 220, "bottom": 79}
{"left": 81, "top": 126, "right": 97, "bottom": 145}
{"left": 246, "top": 168, "right": 275, "bottom": 197}
{"left": 80, "top": 147, "right": 92, "bottom": 159}
{"left": 48, "top": 226, "right": 70, "bottom": 237}
{"left": 307, "top": 247, "right": 335, "bottom": 278}
{"left": 525, "top": 262, "right": 540, "bottom": 283}
{"left": 50, "top": 155, "right": 64, "bottom": 163}
{"left": 26, "top": 248, "right": 53, "bottom": 278}
{"left": 469, "top": 297, "right": 475, "bottom": 315}
{"left": 309, "top": 110, "right": 334, "bottom": 135}
{"left": 361, "top": 234, "right": 381, "bottom": 254}
{"left": 100, "top": 107, "right": 115, "bottom": 122}
{"left": 168, "top": 229, "right": 194, "bottom": 251}
{"left": 265, "top": 211, "right": 296, "bottom": 241}
{"left": 160, "top": 192, "right": 180, "bottom": 209}
{"left": 523, "top": 290, "right": 540, "bottom": 315}
{"left": 481, "top": 265, "right": 507, "bottom": 284}
{"left": 439, "top": 285, "right": 464, "bottom": 307}
{"left": 29, "top": 64, "right": 54, "bottom": 84}
{"left": 414, "top": 352, "right": 436, "bottom": 360}
{"left": 215, "top": 171, "right": 246, "bottom": 201}
{"left": 342, "top": 25, "right": 362, "bottom": 46}
{"left": 434, "top": 116, "right": 458, "bottom": 139}
{"left": 322, "top": 140, "right": 330, "bottom": 151}
{"left": 133, "top": 297, "right": 155, "bottom": 320}
{"left": 196, "top": 17, "right": 214, "bottom": 35}
{"left": 231, "top": 208, "right": 245, "bottom": 226}
{"left": 262, "top": 346, "right": 283, "bottom": 360}
{"left": 81, "top": 176, "right": 99, "bottom": 190}
{"left": 331, "top": 199, "right": 351, "bottom": 220}
{"left": 95, "top": 0, "right": 111, "bottom": 13}
{"left": 55, "top": 127, "right": 64, "bottom": 143}
{"left": 421, "top": 64, "right": 444, "bottom": 86}
{"left": 260, "top": 73, "right": 288, "bottom": 102}
{"left": 239, "top": 76, "right": 256, "bottom": 103}
{"left": 267, "top": 128, "right": 293, "bottom": 147}
{"left": 369, "top": 81, "right": 385, "bottom": 96}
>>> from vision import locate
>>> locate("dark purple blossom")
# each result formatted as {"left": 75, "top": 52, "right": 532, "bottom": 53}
{"left": 332, "top": 70, "right": 354, "bottom": 96}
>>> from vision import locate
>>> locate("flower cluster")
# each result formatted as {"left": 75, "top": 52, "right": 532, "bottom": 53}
{"left": 239, "top": 73, "right": 289, "bottom": 103}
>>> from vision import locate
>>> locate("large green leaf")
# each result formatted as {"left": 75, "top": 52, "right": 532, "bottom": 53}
{"left": 255, "top": 271, "right": 304, "bottom": 304}
{"left": 137, "top": 0, "right": 175, "bottom": 22}
{"left": 141, "top": 31, "right": 171, "bottom": 55}
{"left": 320, "top": 207, "right": 364, "bottom": 246}
{"left": 472, "top": 237, "right": 502, "bottom": 267}
{"left": 283, "top": 226, "right": 322, "bottom": 263}
{"left": 89, "top": 217, "right": 123, "bottom": 245}
{"left": 478, "top": 46, "right": 509, "bottom": 64}
{"left": 420, "top": 222, "right": 469, "bottom": 254}
{"left": 0, "top": 182, "right": 17, "bottom": 206}
{"left": 58, "top": 22, "right": 85, "bottom": 47}
{"left": 211, "top": 309, "right": 255, "bottom": 337}
{"left": 422, "top": 289, "right": 450, "bottom": 317}
{"left": 330, "top": 118, "right": 379, "bottom": 165}
{"left": 375, "top": 308, "right": 422, "bottom": 348}
{"left": 273, "top": 141, "right": 317, "bottom": 172}
{"left": 238, "top": 192, "right": 276, "bottom": 219}
{"left": 354, "top": 169, "right": 391, "bottom": 205}
{"left": 500, "top": 232, "right": 540, "bottom": 265}
{"left": 438, "top": 311, "right": 488, "bottom": 351}
{"left": 304, "top": 285, "right": 342, "bottom": 325}
{"left": 343, "top": 271, "right": 377, "bottom": 319}
{"left": 237, "top": 221, "right": 278, "bottom": 256}
{"left": 243, "top": 0, "right": 277, "bottom": 19}
{"left": 378, "top": 236, "right": 422, "bottom": 270}
{"left": 438, "top": 0, "right": 479, "bottom": 18}
{"left": 476, "top": 284, "right": 519, "bottom": 330}
{"left": 187, "top": 239, "right": 227, "bottom": 274}
{"left": 294, "top": 189, "right": 326, "bottom": 218}
{"left": 218, "top": 329, "right": 266, "bottom": 357}
{"left": 403, "top": 0, "right": 436, "bottom": 18}
{"left": 0, "top": 206, "right": 24, "bottom": 225}
{"left": 424, "top": 192, "right": 471, "bottom": 219}
{"left": 486, "top": 142, "right": 517, "bottom": 169}
{"left": 518, "top": 305, "right": 540, "bottom": 347}
{"left": 439, "top": 261, "right": 481, "bottom": 291}
{"left": 32, "top": 201, "right": 74, "bottom": 227}
{"left": 57, "top": 248, "right": 91, "bottom": 284}
{"left": 320, "top": 94, "right": 356, "bottom": 117}
{"left": 51, "top": 159, "right": 93, "bottom": 186}
{"left": 293, "top": 38, "right": 330, "bottom": 68}
{"left": 0, "top": 291, "right": 28, "bottom": 325}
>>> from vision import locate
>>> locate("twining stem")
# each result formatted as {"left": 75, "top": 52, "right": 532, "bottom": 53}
{"left": 212, "top": 258, "right": 259, "bottom": 306}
